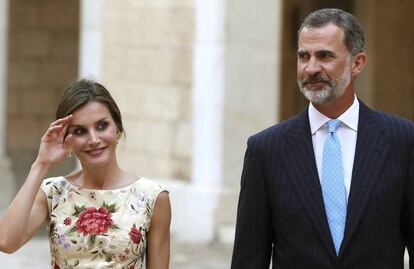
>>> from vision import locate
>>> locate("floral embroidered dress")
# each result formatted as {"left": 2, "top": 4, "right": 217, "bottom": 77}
{"left": 41, "top": 176, "right": 166, "bottom": 269}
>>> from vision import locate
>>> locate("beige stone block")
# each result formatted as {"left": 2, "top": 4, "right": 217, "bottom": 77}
{"left": 104, "top": 10, "right": 168, "bottom": 46}
{"left": 18, "top": 88, "right": 57, "bottom": 116}
{"left": 9, "top": 3, "right": 42, "bottom": 29}
{"left": 177, "top": 88, "right": 192, "bottom": 120}
{"left": 172, "top": 120, "right": 191, "bottom": 159}
{"left": 141, "top": 85, "right": 180, "bottom": 120}
{"left": 122, "top": 48, "right": 174, "bottom": 83}
{"left": 171, "top": 47, "right": 193, "bottom": 84}
{"left": 106, "top": 0, "right": 193, "bottom": 10}
{"left": 117, "top": 149, "right": 173, "bottom": 179}
{"left": 102, "top": 48, "right": 127, "bottom": 80}
{"left": 104, "top": 6, "right": 193, "bottom": 46}
{"left": 40, "top": 1, "right": 79, "bottom": 29}
{"left": 111, "top": 47, "right": 191, "bottom": 86}
{"left": 124, "top": 120, "right": 174, "bottom": 155}
{"left": 110, "top": 85, "right": 147, "bottom": 120}
{"left": 7, "top": 117, "right": 45, "bottom": 149}
{"left": 173, "top": 0, "right": 194, "bottom": 8}
{"left": 6, "top": 89, "right": 20, "bottom": 116}
{"left": 48, "top": 30, "right": 79, "bottom": 60}
{"left": 170, "top": 156, "right": 191, "bottom": 180}
{"left": 38, "top": 61, "right": 78, "bottom": 85}
{"left": 167, "top": 8, "right": 194, "bottom": 45}
{"left": 9, "top": 31, "right": 51, "bottom": 58}
{"left": 7, "top": 61, "right": 39, "bottom": 87}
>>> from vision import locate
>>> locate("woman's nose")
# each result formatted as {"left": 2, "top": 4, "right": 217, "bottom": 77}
{"left": 88, "top": 130, "right": 100, "bottom": 145}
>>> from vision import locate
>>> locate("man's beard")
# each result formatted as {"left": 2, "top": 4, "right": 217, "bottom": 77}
{"left": 298, "top": 59, "right": 352, "bottom": 105}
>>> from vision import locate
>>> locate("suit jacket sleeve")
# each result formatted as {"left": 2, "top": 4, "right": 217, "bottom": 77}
{"left": 407, "top": 145, "right": 414, "bottom": 269}
{"left": 231, "top": 137, "right": 274, "bottom": 269}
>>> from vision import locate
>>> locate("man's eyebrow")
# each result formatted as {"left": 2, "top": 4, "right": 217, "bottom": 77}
{"left": 297, "top": 50, "right": 309, "bottom": 56}
{"left": 316, "top": 50, "right": 335, "bottom": 56}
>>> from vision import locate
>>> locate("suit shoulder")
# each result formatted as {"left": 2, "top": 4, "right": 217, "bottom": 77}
{"left": 376, "top": 111, "right": 414, "bottom": 133}
{"left": 372, "top": 111, "right": 414, "bottom": 147}
{"left": 250, "top": 116, "right": 296, "bottom": 140}
{"left": 247, "top": 112, "right": 305, "bottom": 150}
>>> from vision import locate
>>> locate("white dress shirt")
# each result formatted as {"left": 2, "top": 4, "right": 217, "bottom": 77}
{"left": 308, "top": 96, "right": 359, "bottom": 200}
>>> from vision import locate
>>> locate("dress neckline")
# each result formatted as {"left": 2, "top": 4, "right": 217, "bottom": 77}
{"left": 60, "top": 176, "right": 142, "bottom": 192}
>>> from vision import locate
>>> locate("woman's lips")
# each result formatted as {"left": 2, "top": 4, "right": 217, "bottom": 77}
{"left": 85, "top": 147, "right": 106, "bottom": 156}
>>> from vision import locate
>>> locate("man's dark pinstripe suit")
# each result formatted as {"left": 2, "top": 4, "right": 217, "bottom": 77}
{"left": 231, "top": 102, "right": 414, "bottom": 268}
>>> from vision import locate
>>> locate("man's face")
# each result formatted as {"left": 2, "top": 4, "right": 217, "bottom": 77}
{"left": 297, "top": 23, "right": 353, "bottom": 105}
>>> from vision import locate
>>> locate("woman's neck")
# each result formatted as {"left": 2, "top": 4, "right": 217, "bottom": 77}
{"left": 73, "top": 162, "right": 126, "bottom": 190}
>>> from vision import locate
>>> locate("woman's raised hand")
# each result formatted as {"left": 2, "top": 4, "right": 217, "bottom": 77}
{"left": 35, "top": 115, "right": 73, "bottom": 167}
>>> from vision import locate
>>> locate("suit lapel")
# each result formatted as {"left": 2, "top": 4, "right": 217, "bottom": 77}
{"left": 339, "top": 102, "right": 389, "bottom": 255}
{"left": 282, "top": 109, "right": 336, "bottom": 257}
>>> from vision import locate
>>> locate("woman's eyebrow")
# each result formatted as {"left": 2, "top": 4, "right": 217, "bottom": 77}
{"left": 68, "top": 117, "right": 110, "bottom": 128}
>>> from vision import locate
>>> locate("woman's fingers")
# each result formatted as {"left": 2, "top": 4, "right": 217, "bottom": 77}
{"left": 64, "top": 133, "right": 73, "bottom": 147}
{"left": 50, "top": 114, "right": 73, "bottom": 127}
{"left": 44, "top": 115, "right": 73, "bottom": 139}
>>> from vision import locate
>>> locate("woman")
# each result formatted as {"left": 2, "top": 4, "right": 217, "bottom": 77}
{"left": 0, "top": 79, "right": 171, "bottom": 269}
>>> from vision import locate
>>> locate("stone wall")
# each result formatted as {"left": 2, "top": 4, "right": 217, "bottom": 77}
{"left": 366, "top": 0, "right": 414, "bottom": 120}
{"left": 6, "top": 0, "right": 79, "bottom": 186}
{"left": 101, "top": 0, "right": 194, "bottom": 180}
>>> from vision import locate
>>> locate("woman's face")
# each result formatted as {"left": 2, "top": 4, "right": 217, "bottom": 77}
{"left": 66, "top": 101, "right": 119, "bottom": 168}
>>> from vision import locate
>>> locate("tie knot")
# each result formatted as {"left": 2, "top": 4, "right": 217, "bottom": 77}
{"left": 327, "top": 119, "right": 342, "bottom": 133}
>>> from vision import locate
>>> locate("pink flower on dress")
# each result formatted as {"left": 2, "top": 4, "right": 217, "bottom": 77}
{"left": 129, "top": 226, "right": 143, "bottom": 245}
{"left": 76, "top": 207, "right": 113, "bottom": 236}
{"left": 63, "top": 217, "right": 72, "bottom": 226}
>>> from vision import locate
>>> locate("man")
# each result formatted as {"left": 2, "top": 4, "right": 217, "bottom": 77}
{"left": 231, "top": 8, "right": 414, "bottom": 269}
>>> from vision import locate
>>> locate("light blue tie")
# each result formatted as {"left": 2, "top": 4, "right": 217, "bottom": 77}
{"left": 321, "top": 119, "right": 346, "bottom": 255}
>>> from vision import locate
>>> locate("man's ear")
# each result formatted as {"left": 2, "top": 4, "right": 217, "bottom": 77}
{"left": 351, "top": 52, "right": 367, "bottom": 76}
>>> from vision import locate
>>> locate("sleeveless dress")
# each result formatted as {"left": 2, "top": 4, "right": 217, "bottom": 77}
{"left": 40, "top": 176, "right": 167, "bottom": 269}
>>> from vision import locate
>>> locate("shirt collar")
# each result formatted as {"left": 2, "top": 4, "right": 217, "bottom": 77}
{"left": 308, "top": 95, "right": 359, "bottom": 134}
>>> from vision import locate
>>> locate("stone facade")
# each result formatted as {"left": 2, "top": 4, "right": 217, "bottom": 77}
{"left": 102, "top": 0, "right": 194, "bottom": 181}
{"left": 6, "top": 0, "right": 79, "bottom": 186}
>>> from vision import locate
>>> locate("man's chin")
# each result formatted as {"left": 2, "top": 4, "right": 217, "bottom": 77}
{"left": 300, "top": 88, "right": 331, "bottom": 104}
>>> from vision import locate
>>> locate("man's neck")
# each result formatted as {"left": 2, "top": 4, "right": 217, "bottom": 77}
{"left": 312, "top": 89, "right": 355, "bottom": 119}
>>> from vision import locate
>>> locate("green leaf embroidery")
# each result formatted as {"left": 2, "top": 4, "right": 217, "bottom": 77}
{"left": 88, "top": 234, "right": 97, "bottom": 250}
{"left": 103, "top": 202, "right": 117, "bottom": 213}
{"left": 73, "top": 205, "right": 86, "bottom": 217}
{"left": 49, "top": 222, "right": 56, "bottom": 236}
{"left": 67, "top": 225, "right": 78, "bottom": 234}
{"left": 110, "top": 224, "right": 120, "bottom": 230}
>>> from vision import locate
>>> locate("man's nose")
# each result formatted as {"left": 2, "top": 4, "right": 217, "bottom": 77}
{"left": 304, "top": 58, "right": 322, "bottom": 75}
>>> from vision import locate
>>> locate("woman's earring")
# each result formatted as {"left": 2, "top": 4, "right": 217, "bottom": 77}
{"left": 66, "top": 149, "right": 72, "bottom": 158}
{"left": 116, "top": 132, "right": 122, "bottom": 144}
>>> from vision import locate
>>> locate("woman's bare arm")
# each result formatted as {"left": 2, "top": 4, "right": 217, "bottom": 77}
{"left": 146, "top": 192, "right": 171, "bottom": 269}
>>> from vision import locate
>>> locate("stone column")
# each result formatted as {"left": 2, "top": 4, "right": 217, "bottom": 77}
{"left": 0, "top": 0, "right": 15, "bottom": 210}
{"left": 216, "top": 0, "right": 282, "bottom": 242}
{"left": 189, "top": 0, "right": 282, "bottom": 242}
{"left": 77, "top": 0, "right": 105, "bottom": 170}
{"left": 79, "top": 0, "right": 105, "bottom": 79}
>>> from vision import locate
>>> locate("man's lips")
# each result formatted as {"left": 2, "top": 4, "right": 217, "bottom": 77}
{"left": 302, "top": 79, "right": 330, "bottom": 89}
{"left": 303, "top": 80, "right": 328, "bottom": 86}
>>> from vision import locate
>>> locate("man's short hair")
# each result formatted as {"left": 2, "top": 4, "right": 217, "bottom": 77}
{"left": 298, "top": 8, "right": 365, "bottom": 55}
